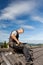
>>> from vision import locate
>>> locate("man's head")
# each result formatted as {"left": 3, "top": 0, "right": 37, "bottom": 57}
{"left": 17, "top": 28, "right": 24, "bottom": 34}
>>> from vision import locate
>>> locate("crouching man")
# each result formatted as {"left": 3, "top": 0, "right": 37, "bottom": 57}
{"left": 9, "top": 28, "right": 33, "bottom": 63}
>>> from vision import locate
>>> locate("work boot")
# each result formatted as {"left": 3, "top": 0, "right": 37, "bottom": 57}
{"left": 26, "top": 61, "right": 33, "bottom": 65}
{"left": 18, "top": 61, "right": 22, "bottom": 65}
{"left": 14, "top": 62, "right": 18, "bottom": 65}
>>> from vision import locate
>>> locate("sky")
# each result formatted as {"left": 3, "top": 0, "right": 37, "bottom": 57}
{"left": 0, "top": 0, "right": 43, "bottom": 43}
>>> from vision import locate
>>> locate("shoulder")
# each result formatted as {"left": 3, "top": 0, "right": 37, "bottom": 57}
{"left": 11, "top": 31, "right": 17, "bottom": 36}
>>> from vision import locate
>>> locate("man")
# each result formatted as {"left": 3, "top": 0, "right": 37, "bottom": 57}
{"left": 9, "top": 28, "right": 33, "bottom": 63}
{"left": 9, "top": 28, "right": 24, "bottom": 47}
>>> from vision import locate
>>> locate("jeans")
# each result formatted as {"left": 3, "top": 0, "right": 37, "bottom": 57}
{"left": 9, "top": 42, "right": 32, "bottom": 62}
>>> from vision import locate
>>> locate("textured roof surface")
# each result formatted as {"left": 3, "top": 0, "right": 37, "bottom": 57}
{"left": 33, "top": 47, "right": 43, "bottom": 65}
{"left": 0, "top": 47, "right": 43, "bottom": 65}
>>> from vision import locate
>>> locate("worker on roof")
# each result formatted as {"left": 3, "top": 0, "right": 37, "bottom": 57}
{"left": 9, "top": 28, "right": 24, "bottom": 47}
{"left": 9, "top": 28, "right": 33, "bottom": 62}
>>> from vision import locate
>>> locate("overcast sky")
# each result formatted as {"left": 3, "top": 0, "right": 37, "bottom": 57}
{"left": 0, "top": 0, "right": 43, "bottom": 43}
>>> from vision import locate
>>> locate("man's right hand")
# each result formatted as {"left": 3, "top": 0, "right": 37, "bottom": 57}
{"left": 16, "top": 43, "right": 20, "bottom": 46}
{"left": 16, "top": 41, "right": 22, "bottom": 46}
{"left": 16, "top": 44, "right": 19, "bottom": 46}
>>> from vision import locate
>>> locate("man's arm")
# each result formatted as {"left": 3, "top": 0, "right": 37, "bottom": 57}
{"left": 11, "top": 34, "right": 19, "bottom": 45}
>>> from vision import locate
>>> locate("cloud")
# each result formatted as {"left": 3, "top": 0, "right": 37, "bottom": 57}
{"left": 22, "top": 32, "right": 43, "bottom": 43}
{"left": 32, "top": 16, "right": 43, "bottom": 23}
{"left": 28, "top": 32, "right": 43, "bottom": 40}
{"left": 20, "top": 25, "right": 35, "bottom": 29}
{"left": 0, "top": 1, "right": 36, "bottom": 20}
{"left": 0, "top": 24, "right": 7, "bottom": 28}
{"left": 0, "top": 30, "right": 9, "bottom": 42}
{"left": 28, "top": 40, "right": 43, "bottom": 44}
{"left": 0, "top": 22, "right": 13, "bottom": 29}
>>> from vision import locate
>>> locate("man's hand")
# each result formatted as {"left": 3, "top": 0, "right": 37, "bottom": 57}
{"left": 16, "top": 43, "right": 20, "bottom": 46}
{"left": 16, "top": 44, "right": 19, "bottom": 46}
{"left": 19, "top": 42, "right": 22, "bottom": 44}
{"left": 16, "top": 42, "right": 22, "bottom": 46}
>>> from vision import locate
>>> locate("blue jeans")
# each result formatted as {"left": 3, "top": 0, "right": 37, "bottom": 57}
{"left": 12, "top": 43, "right": 32, "bottom": 62}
